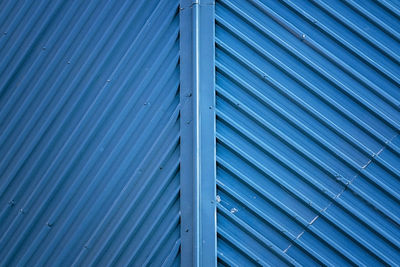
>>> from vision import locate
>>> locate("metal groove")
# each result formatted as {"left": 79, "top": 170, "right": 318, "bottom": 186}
{"left": 215, "top": 48, "right": 400, "bottom": 223}
{"left": 0, "top": 0, "right": 181, "bottom": 266}
{"left": 216, "top": 0, "right": 400, "bottom": 265}
{"left": 216, "top": 82, "right": 400, "bottom": 234}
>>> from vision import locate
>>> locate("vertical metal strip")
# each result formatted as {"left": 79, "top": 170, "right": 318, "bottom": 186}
{"left": 194, "top": 1, "right": 216, "bottom": 267}
{"left": 180, "top": 0, "right": 216, "bottom": 266}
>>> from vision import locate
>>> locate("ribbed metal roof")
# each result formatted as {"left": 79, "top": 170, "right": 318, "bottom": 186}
{"left": 0, "top": 0, "right": 180, "bottom": 265}
{"left": 2, "top": 0, "right": 400, "bottom": 265}
{"left": 215, "top": 0, "right": 400, "bottom": 265}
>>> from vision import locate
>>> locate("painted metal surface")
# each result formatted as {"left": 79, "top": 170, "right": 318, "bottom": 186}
{"left": 2, "top": 0, "right": 400, "bottom": 265}
{"left": 0, "top": 0, "right": 180, "bottom": 266}
{"left": 215, "top": 0, "right": 400, "bottom": 266}
{"left": 180, "top": 0, "right": 217, "bottom": 266}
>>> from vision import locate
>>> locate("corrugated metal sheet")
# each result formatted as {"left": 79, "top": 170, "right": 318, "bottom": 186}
{"left": 215, "top": 0, "right": 400, "bottom": 266}
{"left": 2, "top": 0, "right": 400, "bottom": 265}
{"left": 0, "top": 0, "right": 180, "bottom": 266}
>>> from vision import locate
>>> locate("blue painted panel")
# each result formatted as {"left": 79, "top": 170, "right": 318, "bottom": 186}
{"left": 0, "top": 0, "right": 180, "bottom": 266}
{"left": 215, "top": 0, "right": 400, "bottom": 266}
{"left": 180, "top": 1, "right": 217, "bottom": 266}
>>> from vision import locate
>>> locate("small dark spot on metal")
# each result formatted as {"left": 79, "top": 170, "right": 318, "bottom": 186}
{"left": 159, "top": 166, "right": 163, "bottom": 170}
{"left": 47, "top": 222, "right": 53, "bottom": 227}
{"left": 8, "top": 200, "right": 15, "bottom": 206}
{"left": 186, "top": 93, "right": 192, "bottom": 97}
{"left": 209, "top": 106, "right": 213, "bottom": 109}
{"left": 185, "top": 228, "right": 189, "bottom": 232}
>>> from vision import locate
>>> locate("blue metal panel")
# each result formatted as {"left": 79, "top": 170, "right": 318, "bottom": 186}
{"left": 215, "top": 0, "right": 400, "bottom": 266}
{"left": 180, "top": 0, "right": 217, "bottom": 266}
{"left": 0, "top": 0, "right": 180, "bottom": 266}
{"left": 2, "top": 0, "right": 400, "bottom": 265}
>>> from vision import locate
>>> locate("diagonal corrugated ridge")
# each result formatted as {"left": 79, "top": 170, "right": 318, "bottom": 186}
{"left": 215, "top": 3, "right": 400, "bottom": 166}
{"left": 251, "top": 0, "right": 400, "bottom": 111}
{"left": 0, "top": 0, "right": 104, "bottom": 137}
{"left": 215, "top": 60, "right": 400, "bottom": 176}
{"left": 217, "top": 158, "right": 330, "bottom": 265}
{"left": 215, "top": 45, "right": 400, "bottom": 225}
{"left": 310, "top": 0, "right": 400, "bottom": 65}
{"left": 216, "top": 0, "right": 400, "bottom": 265}
{"left": 216, "top": 127, "right": 389, "bottom": 265}
{"left": 216, "top": 4, "right": 400, "bottom": 262}
{"left": 0, "top": 0, "right": 173, "bottom": 207}
{"left": 0, "top": 0, "right": 139, "bottom": 197}
{"left": 0, "top": 0, "right": 181, "bottom": 265}
{"left": 0, "top": 0, "right": 68, "bottom": 95}
{"left": 215, "top": 39, "right": 400, "bottom": 161}
{"left": 280, "top": 0, "right": 400, "bottom": 89}
{"left": 0, "top": 0, "right": 177, "bottom": 232}
{"left": 374, "top": 0, "right": 400, "bottom": 20}
{"left": 215, "top": 79, "right": 400, "bottom": 241}
{"left": 73, "top": 115, "right": 180, "bottom": 265}
{"left": 216, "top": 42, "right": 394, "bottom": 266}
{"left": 217, "top": 0, "right": 400, "bottom": 131}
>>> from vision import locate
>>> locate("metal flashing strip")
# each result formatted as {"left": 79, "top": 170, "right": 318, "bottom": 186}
{"left": 180, "top": 0, "right": 216, "bottom": 266}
